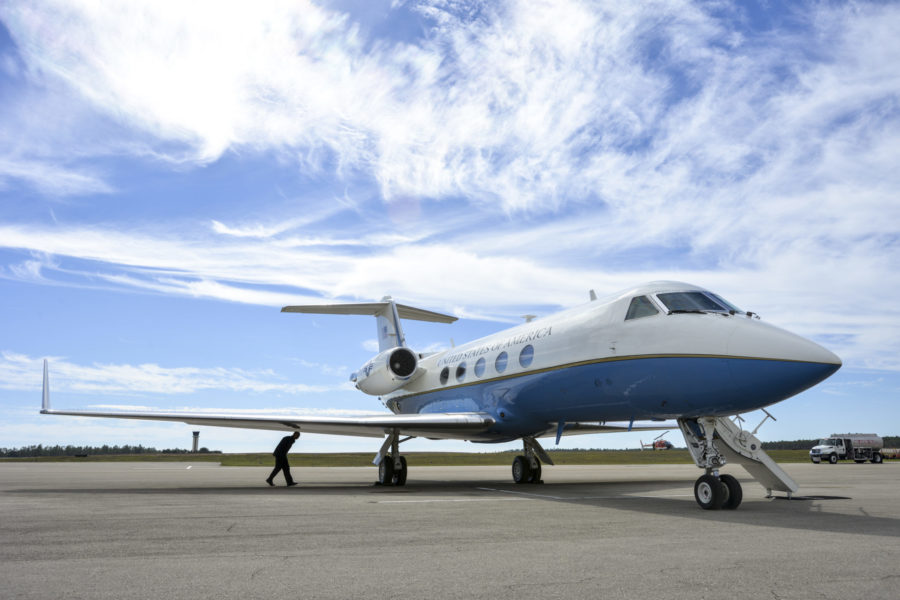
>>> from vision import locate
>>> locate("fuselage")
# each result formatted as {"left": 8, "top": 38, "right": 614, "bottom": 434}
{"left": 384, "top": 282, "right": 841, "bottom": 442}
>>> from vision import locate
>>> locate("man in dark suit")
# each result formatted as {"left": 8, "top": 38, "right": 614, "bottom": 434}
{"left": 266, "top": 431, "right": 300, "bottom": 487}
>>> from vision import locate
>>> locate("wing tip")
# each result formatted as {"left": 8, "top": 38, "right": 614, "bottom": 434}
{"left": 41, "top": 359, "right": 50, "bottom": 412}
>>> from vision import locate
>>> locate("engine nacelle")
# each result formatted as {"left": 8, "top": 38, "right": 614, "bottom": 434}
{"left": 352, "top": 346, "right": 422, "bottom": 395}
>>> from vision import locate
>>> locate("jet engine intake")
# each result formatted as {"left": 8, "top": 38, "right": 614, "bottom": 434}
{"left": 352, "top": 347, "right": 422, "bottom": 395}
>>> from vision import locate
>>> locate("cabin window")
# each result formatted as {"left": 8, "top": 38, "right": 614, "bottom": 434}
{"left": 657, "top": 292, "right": 728, "bottom": 313}
{"left": 439, "top": 367, "right": 449, "bottom": 385}
{"left": 625, "top": 296, "right": 659, "bottom": 320}
{"left": 474, "top": 357, "right": 486, "bottom": 377}
{"left": 519, "top": 344, "right": 534, "bottom": 368}
{"left": 456, "top": 362, "right": 466, "bottom": 382}
{"left": 495, "top": 351, "right": 508, "bottom": 373}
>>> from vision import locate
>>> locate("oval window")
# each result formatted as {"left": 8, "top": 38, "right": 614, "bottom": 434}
{"left": 456, "top": 362, "right": 466, "bottom": 382}
{"left": 519, "top": 344, "right": 534, "bottom": 368}
{"left": 474, "top": 357, "right": 486, "bottom": 377}
{"left": 439, "top": 367, "right": 449, "bottom": 385}
{"left": 495, "top": 351, "right": 508, "bottom": 373}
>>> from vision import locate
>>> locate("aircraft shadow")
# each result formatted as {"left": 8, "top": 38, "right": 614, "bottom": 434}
{"left": 457, "top": 478, "right": 900, "bottom": 539}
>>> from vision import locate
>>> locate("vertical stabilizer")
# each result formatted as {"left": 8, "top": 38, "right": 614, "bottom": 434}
{"left": 42, "top": 359, "right": 50, "bottom": 412}
{"left": 374, "top": 297, "right": 405, "bottom": 351}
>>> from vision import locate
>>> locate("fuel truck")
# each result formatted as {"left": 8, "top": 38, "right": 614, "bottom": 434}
{"left": 809, "top": 434, "right": 883, "bottom": 464}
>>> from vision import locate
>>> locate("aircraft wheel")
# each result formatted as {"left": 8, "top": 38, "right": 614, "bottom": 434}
{"left": 396, "top": 456, "right": 408, "bottom": 486}
{"left": 829, "top": 454, "right": 838, "bottom": 464}
{"left": 512, "top": 455, "right": 531, "bottom": 484}
{"left": 872, "top": 453, "right": 883, "bottom": 464}
{"left": 378, "top": 457, "right": 395, "bottom": 485}
{"left": 719, "top": 474, "right": 742, "bottom": 510}
{"left": 528, "top": 459, "right": 542, "bottom": 483}
{"left": 694, "top": 474, "right": 725, "bottom": 510}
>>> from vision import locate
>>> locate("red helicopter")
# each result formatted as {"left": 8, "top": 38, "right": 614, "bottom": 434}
{"left": 641, "top": 432, "right": 674, "bottom": 450}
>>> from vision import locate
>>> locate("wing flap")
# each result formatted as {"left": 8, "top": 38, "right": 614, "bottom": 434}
{"left": 533, "top": 420, "right": 678, "bottom": 440}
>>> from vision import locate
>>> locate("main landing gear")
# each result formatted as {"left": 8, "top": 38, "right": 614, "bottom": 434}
{"left": 511, "top": 436, "right": 553, "bottom": 484}
{"left": 375, "top": 428, "right": 409, "bottom": 486}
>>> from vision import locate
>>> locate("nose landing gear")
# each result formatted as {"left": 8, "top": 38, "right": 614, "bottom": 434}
{"left": 693, "top": 472, "right": 744, "bottom": 510}
{"left": 679, "top": 415, "right": 797, "bottom": 510}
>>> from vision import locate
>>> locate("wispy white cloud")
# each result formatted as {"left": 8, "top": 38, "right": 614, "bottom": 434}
{"left": 0, "top": 156, "right": 113, "bottom": 196}
{"left": 0, "top": 212, "right": 898, "bottom": 369}
{"left": 0, "top": 351, "right": 349, "bottom": 396}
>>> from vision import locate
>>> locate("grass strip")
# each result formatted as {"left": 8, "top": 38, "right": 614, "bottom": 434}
{"left": 2, "top": 449, "right": 817, "bottom": 466}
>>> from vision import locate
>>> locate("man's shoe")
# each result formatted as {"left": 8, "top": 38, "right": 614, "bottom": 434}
{"left": 286, "top": 482, "right": 298, "bottom": 487}
{"left": 265, "top": 479, "right": 274, "bottom": 487}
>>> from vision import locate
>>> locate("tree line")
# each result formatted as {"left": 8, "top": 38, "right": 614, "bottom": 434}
{"left": 2, "top": 437, "right": 897, "bottom": 458}
{"left": 0, "top": 444, "right": 220, "bottom": 457}
{"left": 761, "top": 436, "right": 900, "bottom": 450}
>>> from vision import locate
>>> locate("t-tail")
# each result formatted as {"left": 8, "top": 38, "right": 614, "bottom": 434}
{"left": 281, "top": 297, "right": 456, "bottom": 395}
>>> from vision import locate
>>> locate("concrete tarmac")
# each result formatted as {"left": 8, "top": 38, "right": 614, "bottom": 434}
{"left": 1, "top": 461, "right": 898, "bottom": 599}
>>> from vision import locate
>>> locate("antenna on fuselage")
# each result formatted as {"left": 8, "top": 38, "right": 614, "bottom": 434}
{"left": 589, "top": 290, "right": 597, "bottom": 301}
{"left": 522, "top": 315, "right": 536, "bottom": 323}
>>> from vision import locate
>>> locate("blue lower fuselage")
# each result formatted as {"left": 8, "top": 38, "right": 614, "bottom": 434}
{"left": 389, "top": 355, "right": 840, "bottom": 442}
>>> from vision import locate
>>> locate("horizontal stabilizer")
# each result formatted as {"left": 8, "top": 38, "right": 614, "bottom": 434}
{"left": 282, "top": 302, "right": 457, "bottom": 324}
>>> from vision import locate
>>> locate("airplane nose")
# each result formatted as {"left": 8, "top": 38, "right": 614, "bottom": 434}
{"left": 727, "top": 319, "right": 842, "bottom": 367}
{"left": 780, "top": 334, "right": 842, "bottom": 367}
{"left": 726, "top": 318, "right": 841, "bottom": 405}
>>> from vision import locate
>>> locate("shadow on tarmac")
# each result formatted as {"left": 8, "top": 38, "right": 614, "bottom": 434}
{"left": 9, "top": 477, "right": 900, "bottom": 538}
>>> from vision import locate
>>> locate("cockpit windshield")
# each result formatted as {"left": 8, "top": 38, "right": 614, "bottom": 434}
{"left": 657, "top": 291, "right": 741, "bottom": 314}
{"left": 706, "top": 293, "right": 743, "bottom": 313}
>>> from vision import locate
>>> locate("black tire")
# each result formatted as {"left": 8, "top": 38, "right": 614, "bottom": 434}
{"left": 872, "top": 453, "right": 883, "bottom": 464}
{"left": 694, "top": 474, "right": 725, "bottom": 510}
{"left": 528, "top": 459, "right": 542, "bottom": 483}
{"left": 829, "top": 454, "right": 838, "bottom": 464}
{"left": 719, "top": 474, "right": 743, "bottom": 510}
{"left": 512, "top": 455, "right": 531, "bottom": 484}
{"left": 378, "top": 457, "right": 395, "bottom": 485}
{"left": 395, "top": 456, "right": 408, "bottom": 486}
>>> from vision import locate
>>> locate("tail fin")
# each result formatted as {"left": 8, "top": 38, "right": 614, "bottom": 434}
{"left": 282, "top": 297, "right": 456, "bottom": 352}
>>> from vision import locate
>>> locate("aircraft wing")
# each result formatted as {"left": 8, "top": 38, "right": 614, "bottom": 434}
{"left": 39, "top": 360, "right": 492, "bottom": 439}
{"left": 40, "top": 406, "right": 496, "bottom": 440}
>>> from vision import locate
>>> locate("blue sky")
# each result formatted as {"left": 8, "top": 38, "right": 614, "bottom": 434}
{"left": 1, "top": 0, "right": 898, "bottom": 454}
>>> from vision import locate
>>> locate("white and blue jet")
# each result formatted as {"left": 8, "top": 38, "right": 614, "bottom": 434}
{"left": 41, "top": 281, "right": 841, "bottom": 510}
